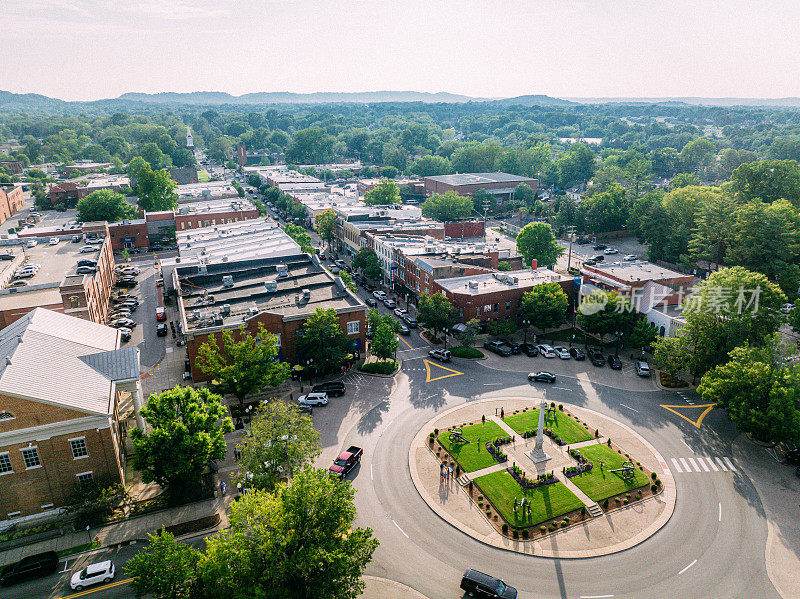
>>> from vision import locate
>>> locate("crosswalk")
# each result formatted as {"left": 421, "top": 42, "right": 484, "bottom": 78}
{"left": 670, "top": 456, "right": 736, "bottom": 473}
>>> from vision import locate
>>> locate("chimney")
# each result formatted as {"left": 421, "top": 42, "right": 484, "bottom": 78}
{"left": 531, "top": 258, "right": 538, "bottom": 270}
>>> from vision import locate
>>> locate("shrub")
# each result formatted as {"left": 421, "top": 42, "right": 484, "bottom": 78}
{"left": 603, "top": 499, "right": 609, "bottom": 509}
{"left": 429, "top": 433, "right": 434, "bottom": 443}
{"left": 468, "top": 481, "right": 473, "bottom": 493}
{"left": 580, "top": 506, "right": 586, "bottom": 519}
{"left": 655, "top": 479, "right": 662, "bottom": 487}
{"left": 540, "top": 526, "right": 547, "bottom": 534}
{"left": 549, "top": 523, "right": 556, "bottom": 531}
{"left": 502, "top": 523, "right": 509, "bottom": 534}
{"left": 560, "top": 520, "right": 568, "bottom": 528}
{"left": 550, "top": 401, "right": 556, "bottom": 408}
{"left": 451, "top": 345, "right": 484, "bottom": 358}
{"left": 512, "top": 530, "right": 518, "bottom": 539}
{"left": 651, "top": 484, "right": 658, "bottom": 493}
{"left": 482, "top": 415, "right": 485, "bottom": 423}
{"left": 434, "top": 428, "right": 439, "bottom": 435}
{"left": 478, "top": 502, "right": 483, "bottom": 508}
{"left": 623, "top": 498, "right": 629, "bottom": 505}
{"left": 478, "top": 495, "right": 483, "bottom": 501}
{"left": 626, "top": 494, "right": 631, "bottom": 500}
{"left": 358, "top": 360, "right": 398, "bottom": 375}
{"left": 651, "top": 472, "right": 657, "bottom": 480}
{"left": 615, "top": 497, "right": 621, "bottom": 504}
{"left": 595, "top": 429, "right": 599, "bottom": 438}
{"left": 607, "top": 438, "right": 612, "bottom": 446}
{"left": 522, "top": 529, "right": 529, "bottom": 539}
{"left": 558, "top": 404, "right": 563, "bottom": 411}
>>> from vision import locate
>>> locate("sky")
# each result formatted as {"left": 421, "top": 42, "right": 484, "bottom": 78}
{"left": 3, "top": 0, "right": 800, "bottom": 101}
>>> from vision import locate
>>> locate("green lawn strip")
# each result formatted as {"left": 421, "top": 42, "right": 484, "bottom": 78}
{"left": 475, "top": 470, "right": 584, "bottom": 528}
{"left": 57, "top": 540, "right": 100, "bottom": 558}
{"left": 197, "top": 170, "right": 210, "bottom": 182}
{"left": 437, "top": 421, "right": 508, "bottom": 472}
{"left": 503, "top": 409, "right": 594, "bottom": 444}
{"left": 570, "top": 443, "right": 650, "bottom": 502}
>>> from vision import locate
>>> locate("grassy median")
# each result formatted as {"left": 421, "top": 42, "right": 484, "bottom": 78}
{"left": 569, "top": 443, "right": 650, "bottom": 502}
{"left": 437, "top": 420, "right": 508, "bottom": 472}
{"left": 504, "top": 409, "right": 594, "bottom": 444}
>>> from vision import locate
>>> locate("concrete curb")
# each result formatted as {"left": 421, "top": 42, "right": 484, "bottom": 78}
{"left": 408, "top": 396, "right": 676, "bottom": 559}
{"left": 360, "top": 576, "right": 429, "bottom": 599}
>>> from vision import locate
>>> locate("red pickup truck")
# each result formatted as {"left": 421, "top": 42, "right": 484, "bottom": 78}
{"left": 329, "top": 445, "right": 363, "bottom": 479}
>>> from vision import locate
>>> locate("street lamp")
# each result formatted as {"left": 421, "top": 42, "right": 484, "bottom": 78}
{"left": 522, "top": 319, "right": 530, "bottom": 345}
{"left": 443, "top": 328, "right": 450, "bottom": 351}
{"left": 615, "top": 330, "right": 622, "bottom": 356}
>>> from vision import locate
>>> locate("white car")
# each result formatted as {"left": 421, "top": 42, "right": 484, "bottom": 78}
{"left": 25, "top": 239, "right": 37, "bottom": 248}
{"left": 373, "top": 290, "right": 386, "bottom": 300}
{"left": 394, "top": 308, "right": 407, "bottom": 318}
{"left": 70, "top": 560, "right": 115, "bottom": 590}
{"left": 537, "top": 344, "right": 556, "bottom": 358}
{"left": 623, "top": 254, "right": 638, "bottom": 261}
{"left": 553, "top": 346, "right": 571, "bottom": 359}
{"left": 297, "top": 392, "right": 328, "bottom": 407}
{"left": 119, "top": 267, "right": 140, "bottom": 277}
{"left": 79, "top": 245, "right": 97, "bottom": 253}
{"left": 49, "top": 237, "right": 60, "bottom": 245}
{"left": 604, "top": 248, "right": 619, "bottom": 255}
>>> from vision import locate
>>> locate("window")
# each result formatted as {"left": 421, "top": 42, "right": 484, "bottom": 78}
{"left": 77, "top": 472, "right": 93, "bottom": 484}
{"left": 0, "top": 453, "right": 12, "bottom": 474}
{"left": 69, "top": 296, "right": 79, "bottom": 308}
{"left": 70, "top": 437, "right": 88, "bottom": 459}
{"left": 505, "top": 301, "right": 511, "bottom": 311}
{"left": 0, "top": 410, "right": 14, "bottom": 421}
{"left": 347, "top": 321, "right": 359, "bottom": 334}
{"left": 493, "top": 303, "right": 498, "bottom": 313}
{"left": 21, "top": 447, "right": 40, "bottom": 469}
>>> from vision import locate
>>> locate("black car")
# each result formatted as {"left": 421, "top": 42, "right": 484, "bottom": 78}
{"left": 503, "top": 340, "right": 522, "bottom": 355}
{"left": 591, "top": 255, "right": 605, "bottom": 262}
{"left": 366, "top": 297, "right": 377, "bottom": 307}
{"left": 0, "top": 551, "right": 58, "bottom": 586}
{"left": 583, "top": 260, "right": 597, "bottom": 267}
{"left": 0, "top": 253, "right": 13, "bottom": 261}
{"left": 519, "top": 343, "right": 539, "bottom": 357}
{"left": 77, "top": 259, "right": 97, "bottom": 267}
{"left": 398, "top": 323, "right": 411, "bottom": 335}
{"left": 484, "top": 340, "right": 513, "bottom": 357}
{"left": 403, "top": 315, "right": 418, "bottom": 328}
{"left": 460, "top": 569, "right": 517, "bottom": 599}
{"left": 569, "top": 347, "right": 586, "bottom": 360}
{"left": 156, "top": 323, "right": 168, "bottom": 336}
{"left": 786, "top": 449, "right": 800, "bottom": 465}
{"left": 115, "top": 279, "right": 137, "bottom": 288}
{"left": 587, "top": 347, "right": 605, "bottom": 367}
{"left": 607, "top": 354, "right": 622, "bottom": 369}
{"left": 593, "top": 244, "right": 607, "bottom": 250}
{"left": 528, "top": 371, "right": 556, "bottom": 383}
{"left": 313, "top": 381, "right": 346, "bottom": 397}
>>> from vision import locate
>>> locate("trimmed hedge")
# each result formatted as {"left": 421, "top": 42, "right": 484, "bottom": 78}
{"left": 359, "top": 360, "right": 398, "bottom": 375}
{"left": 450, "top": 346, "right": 484, "bottom": 358}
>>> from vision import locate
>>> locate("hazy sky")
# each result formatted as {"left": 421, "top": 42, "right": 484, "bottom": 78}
{"left": 4, "top": 0, "right": 799, "bottom": 101}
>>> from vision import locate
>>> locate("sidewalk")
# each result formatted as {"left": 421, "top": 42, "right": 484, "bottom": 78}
{"left": 360, "top": 576, "right": 428, "bottom": 599}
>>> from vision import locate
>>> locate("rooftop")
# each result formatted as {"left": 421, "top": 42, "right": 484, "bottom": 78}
{"left": 437, "top": 268, "right": 572, "bottom": 295}
{"left": 175, "top": 197, "right": 256, "bottom": 215}
{"left": 425, "top": 172, "right": 536, "bottom": 186}
{"left": 177, "top": 254, "right": 364, "bottom": 332}
{"left": 372, "top": 234, "right": 500, "bottom": 256}
{"left": 583, "top": 260, "right": 692, "bottom": 284}
{"left": 335, "top": 204, "right": 423, "bottom": 221}
{"left": 176, "top": 181, "right": 240, "bottom": 200}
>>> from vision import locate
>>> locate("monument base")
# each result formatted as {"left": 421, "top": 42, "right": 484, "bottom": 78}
{"left": 526, "top": 448, "right": 551, "bottom": 464}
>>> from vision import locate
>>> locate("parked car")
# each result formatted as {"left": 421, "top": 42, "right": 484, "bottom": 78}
{"left": 553, "top": 346, "right": 571, "bottom": 359}
{"left": 25, "top": 239, "right": 37, "bottom": 248}
{"left": 383, "top": 298, "right": 396, "bottom": 309}
{"left": 76, "top": 266, "right": 96, "bottom": 275}
{"left": 398, "top": 323, "right": 411, "bottom": 335}
{"left": 635, "top": 361, "right": 651, "bottom": 377}
{"left": 373, "top": 290, "right": 386, "bottom": 300}
{"left": 297, "top": 392, "right": 329, "bottom": 407}
{"left": 623, "top": 254, "right": 638, "bottom": 261}
{"left": 0, "top": 253, "right": 13, "bottom": 261}
{"left": 587, "top": 347, "right": 605, "bottom": 367}
{"left": 70, "top": 560, "right": 115, "bottom": 591}
{"left": 119, "top": 267, "right": 140, "bottom": 277}
{"left": 77, "top": 259, "right": 97, "bottom": 267}
{"left": 569, "top": 347, "right": 586, "bottom": 360}
{"left": 583, "top": 260, "right": 597, "bottom": 267}
{"left": 519, "top": 343, "right": 539, "bottom": 357}
{"left": 460, "top": 569, "right": 518, "bottom": 599}
{"left": 502, "top": 340, "right": 522, "bottom": 355}
{"left": 79, "top": 245, "right": 97, "bottom": 253}
{"left": 593, "top": 244, "right": 607, "bottom": 250}
{"left": 1, "top": 551, "right": 58, "bottom": 587}
{"left": 607, "top": 354, "right": 622, "bottom": 369}
{"left": 366, "top": 297, "right": 377, "bottom": 307}
{"left": 329, "top": 445, "right": 363, "bottom": 479}
{"left": 312, "top": 381, "right": 346, "bottom": 397}
{"left": 537, "top": 344, "right": 556, "bottom": 358}
{"left": 115, "top": 278, "right": 137, "bottom": 288}
{"left": 591, "top": 255, "right": 605, "bottom": 262}
{"left": 71, "top": 234, "right": 82, "bottom": 243}
{"left": 604, "top": 247, "right": 619, "bottom": 255}
{"left": 394, "top": 308, "right": 407, "bottom": 318}
{"left": 110, "top": 318, "right": 136, "bottom": 329}
{"left": 49, "top": 237, "right": 60, "bottom": 246}
{"left": 118, "top": 327, "right": 132, "bottom": 342}
{"left": 403, "top": 315, "right": 417, "bottom": 328}
{"left": 528, "top": 371, "right": 557, "bottom": 384}
{"left": 155, "top": 306, "right": 166, "bottom": 321}
{"left": 428, "top": 349, "right": 452, "bottom": 362}
{"left": 156, "top": 323, "right": 168, "bottom": 336}
{"left": 7, "top": 280, "right": 27, "bottom": 287}
{"left": 484, "top": 340, "right": 513, "bottom": 357}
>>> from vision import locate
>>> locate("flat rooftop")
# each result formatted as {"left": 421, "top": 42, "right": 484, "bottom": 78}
{"left": 584, "top": 260, "right": 691, "bottom": 283}
{"left": 372, "top": 234, "right": 496, "bottom": 255}
{"left": 178, "top": 254, "right": 364, "bottom": 331}
{"left": 336, "top": 204, "right": 423, "bottom": 220}
{"left": 425, "top": 172, "right": 535, "bottom": 186}
{"left": 176, "top": 181, "right": 240, "bottom": 200}
{"left": 175, "top": 197, "right": 256, "bottom": 215}
{"left": 437, "top": 268, "right": 571, "bottom": 295}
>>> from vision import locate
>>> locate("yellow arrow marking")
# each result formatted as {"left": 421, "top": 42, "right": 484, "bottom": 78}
{"left": 660, "top": 404, "right": 716, "bottom": 428}
{"left": 397, "top": 334, "right": 414, "bottom": 350}
{"left": 424, "top": 359, "right": 463, "bottom": 383}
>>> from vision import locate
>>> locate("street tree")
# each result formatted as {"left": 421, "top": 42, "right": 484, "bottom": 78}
{"left": 296, "top": 308, "right": 352, "bottom": 374}
{"left": 421, "top": 190, "right": 473, "bottom": 221}
{"left": 339, "top": 270, "right": 357, "bottom": 292}
{"left": 369, "top": 312, "right": 399, "bottom": 361}
{"left": 653, "top": 334, "right": 693, "bottom": 379}
{"left": 76, "top": 189, "right": 137, "bottom": 222}
{"left": 364, "top": 179, "right": 400, "bottom": 205}
{"left": 628, "top": 319, "right": 659, "bottom": 349}
{"left": 730, "top": 159, "right": 800, "bottom": 206}
{"left": 125, "top": 530, "right": 202, "bottom": 599}
{"left": 135, "top": 163, "right": 178, "bottom": 212}
{"left": 698, "top": 337, "right": 800, "bottom": 445}
{"left": 416, "top": 293, "right": 458, "bottom": 341}
{"left": 196, "top": 324, "right": 290, "bottom": 404}
{"left": 457, "top": 318, "right": 480, "bottom": 348}
{"left": 410, "top": 155, "right": 453, "bottom": 177}
{"left": 131, "top": 387, "right": 233, "bottom": 499}
{"left": 518, "top": 283, "right": 568, "bottom": 334}
{"left": 200, "top": 467, "right": 379, "bottom": 599}
{"left": 515, "top": 222, "right": 564, "bottom": 268}
{"left": 237, "top": 402, "right": 321, "bottom": 492}
{"left": 352, "top": 248, "right": 382, "bottom": 280}
{"left": 576, "top": 291, "right": 636, "bottom": 340}
{"left": 315, "top": 209, "right": 337, "bottom": 247}
{"left": 284, "top": 223, "right": 315, "bottom": 253}
{"left": 513, "top": 183, "right": 535, "bottom": 208}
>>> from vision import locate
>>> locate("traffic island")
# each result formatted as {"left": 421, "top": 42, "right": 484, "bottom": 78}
{"left": 410, "top": 397, "right": 675, "bottom": 558}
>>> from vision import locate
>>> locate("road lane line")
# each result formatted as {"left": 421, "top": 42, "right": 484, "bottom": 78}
{"left": 698, "top": 458, "right": 710, "bottom": 472}
{"left": 716, "top": 457, "right": 728, "bottom": 471}
{"left": 679, "top": 458, "right": 691, "bottom": 472}
{"left": 371, "top": 464, "right": 373, "bottom": 481}
{"left": 58, "top": 577, "right": 133, "bottom": 598}
{"left": 688, "top": 457, "right": 701, "bottom": 472}
{"left": 679, "top": 438, "right": 692, "bottom": 450}
{"left": 619, "top": 403, "right": 638, "bottom": 413}
{"left": 392, "top": 519, "right": 409, "bottom": 538}
{"left": 723, "top": 457, "right": 736, "bottom": 471}
{"left": 580, "top": 595, "right": 614, "bottom": 599}
{"left": 552, "top": 386, "right": 571, "bottom": 391}
{"left": 718, "top": 502, "right": 722, "bottom": 522}
{"left": 671, "top": 458, "right": 683, "bottom": 473}
{"left": 706, "top": 457, "right": 719, "bottom": 471}
{"left": 678, "top": 559, "right": 697, "bottom": 575}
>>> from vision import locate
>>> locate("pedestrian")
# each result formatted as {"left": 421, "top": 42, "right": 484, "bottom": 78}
{"left": 220, "top": 481, "right": 226, "bottom": 496}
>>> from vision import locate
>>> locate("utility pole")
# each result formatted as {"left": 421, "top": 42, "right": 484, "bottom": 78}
{"left": 483, "top": 197, "right": 491, "bottom": 244}
{"left": 566, "top": 225, "right": 576, "bottom": 273}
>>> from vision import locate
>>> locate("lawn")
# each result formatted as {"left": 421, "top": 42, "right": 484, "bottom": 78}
{"left": 475, "top": 470, "right": 585, "bottom": 528}
{"left": 437, "top": 420, "right": 508, "bottom": 473}
{"left": 197, "top": 170, "right": 210, "bottom": 182}
{"left": 504, "top": 409, "right": 594, "bottom": 444}
{"left": 569, "top": 443, "right": 650, "bottom": 502}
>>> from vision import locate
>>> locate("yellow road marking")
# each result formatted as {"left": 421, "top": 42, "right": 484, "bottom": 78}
{"left": 58, "top": 577, "right": 132, "bottom": 598}
{"left": 424, "top": 359, "right": 463, "bottom": 383}
{"left": 660, "top": 404, "right": 715, "bottom": 428}
{"left": 397, "top": 334, "right": 414, "bottom": 350}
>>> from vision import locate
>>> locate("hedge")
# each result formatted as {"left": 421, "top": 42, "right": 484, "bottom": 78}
{"left": 359, "top": 360, "right": 398, "bottom": 375}
{"left": 450, "top": 346, "right": 484, "bottom": 358}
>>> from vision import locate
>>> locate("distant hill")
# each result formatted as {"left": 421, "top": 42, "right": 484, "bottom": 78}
{"left": 565, "top": 97, "right": 800, "bottom": 107}
{"left": 491, "top": 94, "right": 578, "bottom": 107}
{"left": 0, "top": 90, "right": 67, "bottom": 109}
{"left": 117, "top": 90, "right": 490, "bottom": 105}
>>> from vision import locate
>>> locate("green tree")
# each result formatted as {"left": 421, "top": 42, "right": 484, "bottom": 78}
{"left": 515, "top": 222, "right": 564, "bottom": 268}
{"left": 296, "top": 308, "right": 352, "bottom": 374}
{"left": 127, "top": 156, "right": 147, "bottom": 179}
{"left": 410, "top": 155, "right": 453, "bottom": 177}
{"left": 136, "top": 163, "right": 178, "bottom": 212}
{"left": 451, "top": 142, "right": 504, "bottom": 173}
{"left": 125, "top": 531, "right": 202, "bottom": 599}
{"left": 518, "top": 283, "right": 568, "bottom": 334}
{"left": 315, "top": 209, "right": 337, "bottom": 247}
{"left": 237, "top": 402, "right": 321, "bottom": 492}
{"left": 284, "top": 223, "right": 314, "bottom": 253}
{"left": 578, "top": 184, "right": 629, "bottom": 233}
{"left": 364, "top": 179, "right": 400, "bottom": 205}
{"left": 76, "top": 189, "right": 137, "bottom": 222}
{"left": 421, "top": 190, "right": 473, "bottom": 221}
{"left": 352, "top": 248, "right": 382, "bottom": 280}
{"left": 497, "top": 261, "right": 511, "bottom": 271}
{"left": 200, "top": 467, "right": 379, "bottom": 599}
{"left": 730, "top": 159, "right": 800, "bottom": 206}
{"left": 196, "top": 324, "right": 290, "bottom": 404}
{"left": 370, "top": 313, "right": 399, "bottom": 361}
{"left": 457, "top": 318, "right": 480, "bottom": 348}
{"left": 339, "top": 270, "right": 357, "bottom": 292}
{"left": 131, "top": 387, "right": 233, "bottom": 499}
{"left": 286, "top": 127, "right": 335, "bottom": 164}
{"left": 576, "top": 291, "right": 636, "bottom": 340}
{"left": 416, "top": 293, "right": 458, "bottom": 341}
{"left": 140, "top": 142, "right": 166, "bottom": 169}
{"left": 698, "top": 338, "right": 800, "bottom": 444}
{"left": 679, "top": 138, "right": 714, "bottom": 176}
{"left": 513, "top": 183, "right": 535, "bottom": 208}
{"left": 653, "top": 334, "right": 693, "bottom": 379}
{"left": 670, "top": 172, "right": 700, "bottom": 190}
{"left": 379, "top": 166, "right": 399, "bottom": 179}
{"left": 628, "top": 319, "right": 659, "bottom": 349}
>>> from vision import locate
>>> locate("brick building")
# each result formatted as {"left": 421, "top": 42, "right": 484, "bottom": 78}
{"left": 0, "top": 185, "right": 25, "bottom": 225}
{"left": 0, "top": 309, "right": 143, "bottom": 520}
{"left": 169, "top": 167, "right": 199, "bottom": 185}
{"left": 47, "top": 182, "right": 90, "bottom": 207}
{"left": 581, "top": 260, "right": 695, "bottom": 299}
{"left": 424, "top": 172, "right": 538, "bottom": 203}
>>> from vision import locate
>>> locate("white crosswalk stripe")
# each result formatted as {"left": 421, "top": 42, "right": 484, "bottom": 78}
{"left": 669, "top": 456, "right": 736, "bottom": 474}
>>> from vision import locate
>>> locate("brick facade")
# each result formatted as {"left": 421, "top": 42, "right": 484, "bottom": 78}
{"left": 175, "top": 208, "right": 260, "bottom": 232}
{"left": 0, "top": 185, "right": 24, "bottom": 225}
{"left": 443, "top": 220, "right": 485, "bottom": 239}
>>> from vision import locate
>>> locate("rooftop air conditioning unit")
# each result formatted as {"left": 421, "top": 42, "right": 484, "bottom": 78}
{"left": 301, "top": 288, "right": 311, "bottom": 299}
{"left": 468, "top": 280, "right": 479, "bottom": 289}
{"left": 264, "top": 280, "right": 277, "bottom": 292}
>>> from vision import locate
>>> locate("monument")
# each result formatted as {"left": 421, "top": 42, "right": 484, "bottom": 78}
{"left": 526, "top": 398, "right": 551, "bottom": 464}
